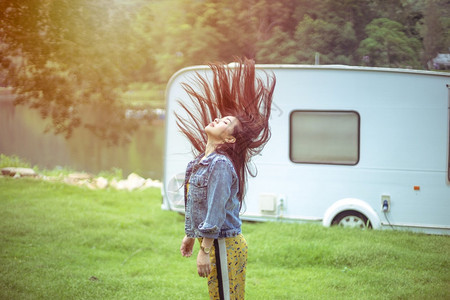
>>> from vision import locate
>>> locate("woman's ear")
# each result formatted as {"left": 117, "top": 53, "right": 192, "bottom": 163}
{"left": 224, "top": 136, "right": 236, "bottom": 144}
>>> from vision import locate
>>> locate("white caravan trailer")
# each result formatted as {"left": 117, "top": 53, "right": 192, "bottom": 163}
{"left": 161, "top": 65, "right": 450, "bottom": 235}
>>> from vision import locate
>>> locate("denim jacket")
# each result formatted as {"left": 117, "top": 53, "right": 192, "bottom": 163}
{"left": 184, "top": 152, "right": 241, "bottom": 239}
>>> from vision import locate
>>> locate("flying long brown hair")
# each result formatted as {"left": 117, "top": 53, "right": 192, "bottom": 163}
{"left": 175, "top": 58, "right": 276, "bottom": 208}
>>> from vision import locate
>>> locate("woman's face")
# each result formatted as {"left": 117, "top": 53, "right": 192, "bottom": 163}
{"left": 205, "top": 116, "right": 239, "bottom": 144}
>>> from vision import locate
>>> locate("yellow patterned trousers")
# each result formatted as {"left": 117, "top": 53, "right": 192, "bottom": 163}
{"left": 207, "top": 234, "right": 247, "bottom": 300}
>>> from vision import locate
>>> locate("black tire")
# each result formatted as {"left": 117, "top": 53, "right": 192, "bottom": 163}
{"left": 332, "top": 210, "right": 372, "bottom": 229}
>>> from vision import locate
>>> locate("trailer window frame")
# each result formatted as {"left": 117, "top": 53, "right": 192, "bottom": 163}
{"left": 289, "top": 110, "right": 361, "bottom": 166}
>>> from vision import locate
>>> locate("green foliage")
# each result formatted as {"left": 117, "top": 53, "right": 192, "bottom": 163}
{"left": 256, "top": 27, "right": 298, "bottom": 64}
{"left": 357, "top": 18, "right": 422, "bottom": 68}
{"left": 421, "top": 0, "right": 449, "bottom": 65}
{"left": 0, "top": 154, "right": 32, "bottom": 169}
{"left": 0, "top": 154, "right": 125, "bottom": 179}
{"left": 294, "top": 15, "right": 357, "bottom": 64}
{"left": 1, "top": 0, "right": 449, "bottom": 143}
{"left": 0, "top": 0, "right": 143, "bottom": 143}
{"left": 97, "top": 168, "right": 124, "bottom": 180}
{"left": 0, "top": 178, "right": 449, "bottom": 299}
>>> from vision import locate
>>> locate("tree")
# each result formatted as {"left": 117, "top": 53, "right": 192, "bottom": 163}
{"left": 294, "top": 15, "right": 357, "bottom": 64}
{"left": 2, "top": 0, "right": 446, "bottom": 144}
{"left": 357, "top": 18, "right": 421, "bottom": 68}
{"left": 421, "top": 0, "right": 448, "bottom": 67}
{"left": 256, "top": 26, "right": 298, "bottom": 63}
{"left": 0, "top": 0, "right": 146, "bottom": 144}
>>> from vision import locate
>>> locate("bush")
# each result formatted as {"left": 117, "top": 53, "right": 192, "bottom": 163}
{"left": 0, "top": 154, "right": 32, "bottom": 169}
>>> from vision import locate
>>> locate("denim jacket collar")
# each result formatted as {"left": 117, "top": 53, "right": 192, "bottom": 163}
{"left": 196, "top": 152, "right": 222, "bottom": 166}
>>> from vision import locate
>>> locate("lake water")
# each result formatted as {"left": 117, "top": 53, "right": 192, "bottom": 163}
{"left": 0, "top": 88, "right": 164, "bottom": 180}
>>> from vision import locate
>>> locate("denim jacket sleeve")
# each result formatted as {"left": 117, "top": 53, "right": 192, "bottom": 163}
{"left": 197, "top": 159, "right": 234, "bottom": 239}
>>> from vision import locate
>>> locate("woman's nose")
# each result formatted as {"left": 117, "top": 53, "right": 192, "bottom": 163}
{"left": 214, "top": 118, "right": 219, "bottom": 123}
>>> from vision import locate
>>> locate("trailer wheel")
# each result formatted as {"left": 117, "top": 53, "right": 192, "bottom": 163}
{"left": 332, "top": 211, "right": 372, "bottom": 229}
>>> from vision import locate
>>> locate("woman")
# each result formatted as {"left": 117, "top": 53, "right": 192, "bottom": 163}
{"left": 178, "top": 58, "right": 275, "bottom": 299}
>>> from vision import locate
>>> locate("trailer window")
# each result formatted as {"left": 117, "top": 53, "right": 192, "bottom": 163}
{"left": 290, "top": 110, "right": 360, "bottom": 165}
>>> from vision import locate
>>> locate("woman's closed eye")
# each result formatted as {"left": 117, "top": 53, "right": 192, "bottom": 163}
{"left": 215, "top": 118, "right": 228, "bottom": 125}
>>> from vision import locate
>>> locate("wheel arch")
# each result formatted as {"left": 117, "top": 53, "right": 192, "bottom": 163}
{"left": 322, "top": 198, "right": 381, "bottom": 229}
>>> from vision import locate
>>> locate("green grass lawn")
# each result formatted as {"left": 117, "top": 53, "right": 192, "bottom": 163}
{"left": 0, "top": 177, "right": 449, "bottom": 299}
